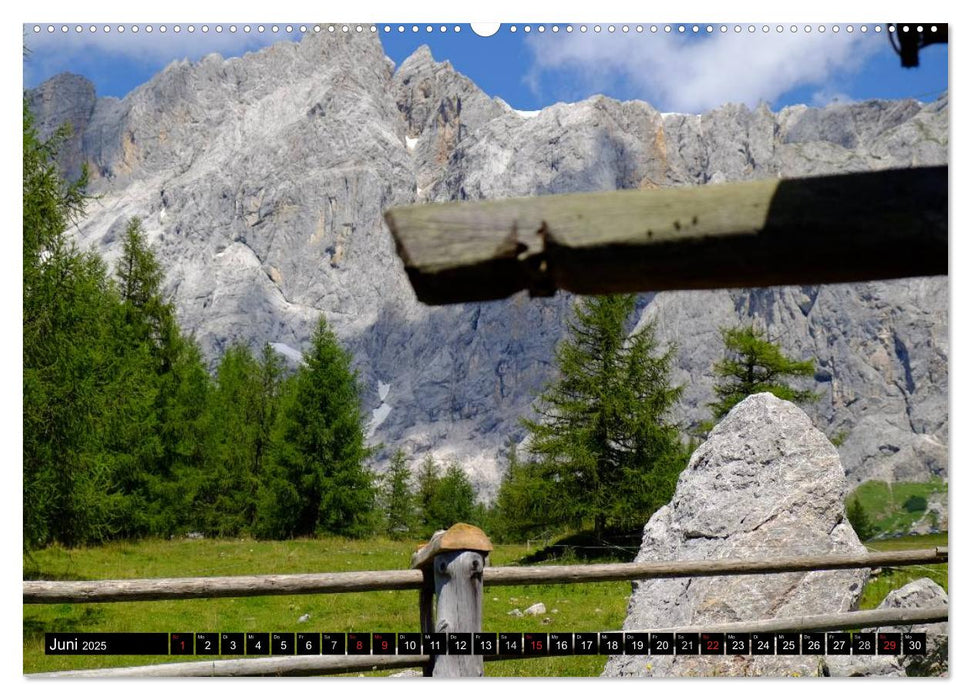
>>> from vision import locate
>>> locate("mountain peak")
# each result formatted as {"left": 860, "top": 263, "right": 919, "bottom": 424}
{"left": 399, "top": 44, "right": 439, "bottom": 71}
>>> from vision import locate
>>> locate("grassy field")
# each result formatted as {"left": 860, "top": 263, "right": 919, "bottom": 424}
{"left": 849, "top": 479, "right": 947, "bottom": 537}
{"left": 23, "top": 532, "right": 947, "bottom": 676}
{"left": 857, "top": 533, "right": 948, "bottom": 610}
{"left": 23, "top": 536, "right": 629, "bottom": 676}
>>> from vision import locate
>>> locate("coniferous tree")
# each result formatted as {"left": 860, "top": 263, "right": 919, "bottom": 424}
{"left": 379, "top": 450, "right": 418, "bottom": 539}
{"left": 23, "top": 103, "right": 123, "bottom": 548}
{"left": 416, "top": 455, "right": 440, "bottom": 533}
{"left": 494, "top": 442, "right": 557, "bottom": 542}
{"left": 708, "top": 324, "right": 818, "bottom": 423}
{"left": 846, "top": 497, "right": 877, "bottom": 542}
{"left": 112, "top": 218, "right": 213, "bottom": 536}
{"left": 118, "top": 218, "right": 167, "bottom": 347}
{"left": 194, "top": 344, "right": 262, "bottom": 535}
{"left": 256, "top": 317, "right": 375, "bottom": 538}
{"left": 254, "top": 343, "right": 286, "bottom": 480}
{"left": 522, "top": 294, "right": 687, "bottom": 540}
{"left": 428, "top": 462, "right": 476, "bottom": 531}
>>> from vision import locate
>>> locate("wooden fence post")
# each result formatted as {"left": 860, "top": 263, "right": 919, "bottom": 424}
{"left": 411, "top": 523, "right": 493, "bottom": 677}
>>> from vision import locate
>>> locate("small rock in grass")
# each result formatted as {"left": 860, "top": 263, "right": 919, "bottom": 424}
{"left": 297, "top": 614, "right": 310, "bottom": 623}
{"left": 524, "top": 603, "right": 546, "bottom": 616}
{"left": 508, "top": 608, "right": 523, "bottom": 617}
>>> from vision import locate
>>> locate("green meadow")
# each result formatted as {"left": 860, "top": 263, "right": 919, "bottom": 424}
{"left": 23, "top": 532, "right": 946, "bottom": 676}
{"left": 849, "top": 479, "right": 948, "bottom": 537}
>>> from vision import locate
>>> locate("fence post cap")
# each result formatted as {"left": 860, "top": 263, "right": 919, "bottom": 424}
{"left": 411, "top": 523, "right": 493, "bottom": 570}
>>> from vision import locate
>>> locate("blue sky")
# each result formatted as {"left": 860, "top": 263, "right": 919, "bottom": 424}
{"left": 22, "top": 23, "right": 948, "bottom": 114}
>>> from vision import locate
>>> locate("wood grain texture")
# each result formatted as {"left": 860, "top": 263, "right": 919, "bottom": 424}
{"left": 385, "top": 166, "right": 947, "bottom": 304}
{"left": 429, "top": 550, "right": 486, "bottom": 677}
{"left": 23, "top": 569, "right": 424, "bottom": 603}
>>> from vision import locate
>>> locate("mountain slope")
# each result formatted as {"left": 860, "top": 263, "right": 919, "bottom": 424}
{"left": 27, "top": 31, "right": 948, "bottom": 496}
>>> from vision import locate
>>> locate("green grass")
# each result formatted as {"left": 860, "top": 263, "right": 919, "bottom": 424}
{"left": 24, "top": 532, "right": 948, "bottom": 676}
{"left": 23, "top": 536, "right": 629, "bottom": 676}
{"left": 857, "top": 532, "right": 948, "bottom": 610}
{"left": 849, "top": 479, "right": 947, "bottom": 538}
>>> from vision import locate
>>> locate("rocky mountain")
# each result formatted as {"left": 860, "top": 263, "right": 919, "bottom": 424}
{"left": 26, "top": 30, "right": 948, "bottom": 497}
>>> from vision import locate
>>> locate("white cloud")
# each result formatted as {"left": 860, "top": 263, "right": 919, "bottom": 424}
{"left": 525, "top": 30, "right": 882, "bottom": 113}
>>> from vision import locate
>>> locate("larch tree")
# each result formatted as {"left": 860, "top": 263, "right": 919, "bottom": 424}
{"left": 522, "top": 294, "right": 689, "bottom": 540}
{"left": 708, "top": 324, "right": 819, "bottom": 423}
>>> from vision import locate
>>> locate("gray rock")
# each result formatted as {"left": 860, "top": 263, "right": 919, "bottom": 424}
{"left": 874, "top": 577, "right": 948, "bottom": 676}
{"left": 911, "top": 491, "right": 948, "bottom": 535}
{"left": 523, "top": 603, "right": 546, "bottom": 616}
{"left": 297, "top": 613, "right": 310, "bottom": 623}
{"left": 26, "top": 32, "right": 948, "bottom": 497}
{"left": 603, "top": 393, "right": 897, "bottom": 677}
{"left": 27, "top": 72, "right": 96, "bottom": 183}
{"left": 823, "top": 577, "right": 948, "bottom": 677}
{"left": 507, "top": 608, "right": 523, "bottom": 618}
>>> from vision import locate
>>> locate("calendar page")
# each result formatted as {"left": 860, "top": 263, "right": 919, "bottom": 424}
{"left": 22, "top": 9, "right": 949, "bottom": 681}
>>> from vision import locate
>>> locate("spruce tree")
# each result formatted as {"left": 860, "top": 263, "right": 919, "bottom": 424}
{"left": 708, "top": 325, "right": 818, "bottom": 422}
{"left": 379, "top": 450, "right": 418, "bottom": 539}
{"left": 428, "top": 462, "right": 476, "bottom": 531}
{"left": 416, "top": 455, "right": 440, "bottom": 533}
{"left": 523, "top": 294, "right": 687, "bottom": 540}
{"left": 257, "top": 317, "right": 375, "bottom": 538}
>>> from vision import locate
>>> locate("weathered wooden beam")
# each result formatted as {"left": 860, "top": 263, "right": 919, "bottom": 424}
{"left": 480, "top": 547, "right": 947, "bottom": 587}
{"left": 23, "top": 569, "right": 425, "bottom": 604}
{"left": 384, "top": 166, "right": 947, "bottom": 305}
{"left": 412, "top": 524, "right": 493, "bottom": 677}
{"left": 23, "top": 547, "right": 945, "bottom": 603}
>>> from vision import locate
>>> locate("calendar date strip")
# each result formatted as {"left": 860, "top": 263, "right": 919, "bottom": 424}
{"left": 45, "top": 629, "right": 938, "bottom": 657}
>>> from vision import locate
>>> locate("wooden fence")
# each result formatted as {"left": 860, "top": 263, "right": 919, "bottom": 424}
{"left": 24, "top": 524, "right": 948, "bottom": 678}
{"left": 385, "top": 166, "right": 947, "bottom": 305}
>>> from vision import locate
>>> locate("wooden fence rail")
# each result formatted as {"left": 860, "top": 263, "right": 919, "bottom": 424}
{"left": 23, "top": 526, "right": 948, "bottom": 677}
{"left": 23, "top": 546, "right": 947, "bottom": 604}
{"left": 29, "top": 605, "right": 948, "bottom": 678}
{"left": 385, "top": 166, "right": 947, "bottom": 305}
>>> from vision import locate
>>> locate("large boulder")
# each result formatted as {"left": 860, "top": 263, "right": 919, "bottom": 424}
{"left": 604, "top": 393, "right": 899, "bottom": 677}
